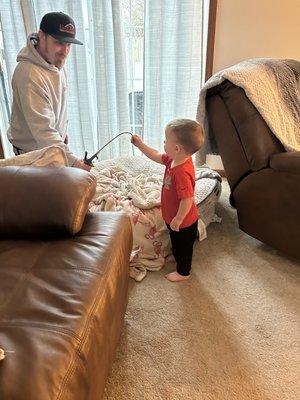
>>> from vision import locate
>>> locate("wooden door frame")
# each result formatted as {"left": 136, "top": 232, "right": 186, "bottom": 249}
{"left": 204, "top": 1, "right": 225, "bottom": 177}
{"left": 205, "top": 0, "right": 218, "bottom": 82}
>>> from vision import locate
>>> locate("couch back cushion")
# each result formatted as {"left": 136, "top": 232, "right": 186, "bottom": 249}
{"left": 0, "top": 166, "right": 96, "bottom": 239}
{"left": 218, "top": 81, "right": 285, "bottom": 170}
{"left": 206, "top": 92, "right": 250, "bottom": 190}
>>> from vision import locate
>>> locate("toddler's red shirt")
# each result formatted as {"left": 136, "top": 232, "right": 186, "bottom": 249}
{"left": 161, "top": 154, "right": 198, "bottom": 228}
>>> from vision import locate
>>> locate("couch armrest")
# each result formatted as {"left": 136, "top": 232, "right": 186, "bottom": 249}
{"left": 270, "top": 152, "right": 300, "bottom": 174}
{"left": 0, "top": 166, "right": 96, "bottom": 239}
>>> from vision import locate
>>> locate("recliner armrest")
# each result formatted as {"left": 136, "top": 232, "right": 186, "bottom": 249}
{"left": 270, "top": 152, "right": 300, "bottom": 174}
{"left": 0, "top": 166, "right": 96, "bottom": 239}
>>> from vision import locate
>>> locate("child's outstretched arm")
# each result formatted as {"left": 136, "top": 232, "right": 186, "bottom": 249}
{"left": 170, "top": 197, "right": 194, "bottom": 231}
{"left": 131, "top": 134, "right": 164, "bottom": 164}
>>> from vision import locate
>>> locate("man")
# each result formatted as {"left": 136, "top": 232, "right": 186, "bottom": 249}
{"left": 7, "top": 12, "right": 91, "bottom": 171}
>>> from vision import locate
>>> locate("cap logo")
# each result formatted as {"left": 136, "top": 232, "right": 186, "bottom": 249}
{"left": 59, "top": 23, "right": 75, "bottom": 34}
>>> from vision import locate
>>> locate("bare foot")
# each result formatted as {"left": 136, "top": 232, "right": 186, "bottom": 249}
{"left": 165, "top": 271, "right": 190, "bottom": 282}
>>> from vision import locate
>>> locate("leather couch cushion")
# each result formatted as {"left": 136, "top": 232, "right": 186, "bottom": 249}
{"left": 0, "top": 212, "right": 132, "bottom": 400}
{"left": 217, "top": 81, "right": 285, "bottom": 171}
{"left": 206, "top": 92, "right": 250, "bottom": 190}
{"left": 0, "top": 166, "right": 96, "bottom": 239}
{"left": 270, "top": 151, "right": 300, "bottom": 174}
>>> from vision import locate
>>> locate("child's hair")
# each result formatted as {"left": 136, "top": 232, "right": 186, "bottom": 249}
{"left": 165, "top": 118, "right": 204, "bottom": 155}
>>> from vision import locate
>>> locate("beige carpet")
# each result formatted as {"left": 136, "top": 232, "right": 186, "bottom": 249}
{"left": 104, "top": 179, "right": 300, "bottom": 400}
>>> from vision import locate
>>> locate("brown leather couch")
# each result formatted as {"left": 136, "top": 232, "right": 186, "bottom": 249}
{"left": 0, "top": 166, "right": 132, "bottom": 399}
{"left": 206, "top": 80, "right": 300, "bottom": 259}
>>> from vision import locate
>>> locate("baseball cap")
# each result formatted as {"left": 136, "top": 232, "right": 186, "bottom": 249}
{"left": 40, "top": 12, "right": 83, "bottom": 45}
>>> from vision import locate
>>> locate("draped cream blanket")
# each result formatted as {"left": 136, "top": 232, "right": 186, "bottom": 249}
{"left": 197, "top": 58, "right": 300, "bottom": 158}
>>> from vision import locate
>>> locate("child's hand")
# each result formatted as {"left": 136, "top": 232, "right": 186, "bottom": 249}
{"left": 170, "top": 217, "right": 182, "bottom": 232}
{"left": 131, "top": 134, "right": 143, "bottom": 148}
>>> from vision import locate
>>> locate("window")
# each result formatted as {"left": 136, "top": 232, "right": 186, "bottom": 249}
{"left": 0, "top": 1, "right": 205, "bottom": 159}
{"left": 122, "top": 0, "right": 144, "bottom": 135}
{"left": 0, "top": 20, "right": 10, "bottom": 119}
{"left": 0, "top": 17, "right": 11, "bottom": 156}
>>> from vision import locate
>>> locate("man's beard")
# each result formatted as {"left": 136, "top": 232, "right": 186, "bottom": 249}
{"left": 44, "top": 41, "right": 66, "bottom": 69}
{"left": 54, "top": 58, "right": 66, "bottom": 69}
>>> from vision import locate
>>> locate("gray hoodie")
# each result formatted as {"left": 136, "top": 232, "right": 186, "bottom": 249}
{"left": 7, "top": 34, "right": 77, "bottom": 166}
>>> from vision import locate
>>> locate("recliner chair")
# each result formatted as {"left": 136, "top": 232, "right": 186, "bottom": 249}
{"left": 206, "top": 80, "right": 300, "bottom": 259}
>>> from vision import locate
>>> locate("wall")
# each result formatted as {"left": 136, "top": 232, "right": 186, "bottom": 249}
{"left": 213, "top": 0, "right": 300, "bottom": 74}
{"left": 207, "top": 0, "right": 300, "bottom": 170}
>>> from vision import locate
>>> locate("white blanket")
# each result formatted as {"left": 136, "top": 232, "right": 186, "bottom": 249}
{"left": 197, "top": 58, "right": 300, "bottom": 159}
{"left": 90, "top": 165, "right": 162, "bottom": 210}
{"left": 0, "top": 145, "right": 68, "bottom": 167}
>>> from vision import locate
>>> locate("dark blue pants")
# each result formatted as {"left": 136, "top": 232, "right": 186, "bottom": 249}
{"left": 166, "top": 220, "right": 198, "bottom": 276}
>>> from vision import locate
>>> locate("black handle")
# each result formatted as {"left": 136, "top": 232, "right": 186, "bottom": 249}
{"left": 83, "top": 131, "right": 133, "bottom": 167}
{"left": 84, "top": 151, "right": 95, "bottom": 167}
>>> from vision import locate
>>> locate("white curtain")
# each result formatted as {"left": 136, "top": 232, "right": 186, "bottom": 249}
{"left": 1, "top": 0, "right": 205, "bottom": 159}
{"left": 0, "top": 0, "right": 131, "bottom": 160}
{"left": 143, "top": 0, "right": 203, "bottom": 151}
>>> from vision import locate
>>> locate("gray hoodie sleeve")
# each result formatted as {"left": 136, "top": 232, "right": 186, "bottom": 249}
{"left": 16, "top": 74, "right": 78, "bottom": 166}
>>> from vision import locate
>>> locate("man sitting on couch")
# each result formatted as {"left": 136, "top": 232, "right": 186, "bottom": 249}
{"left": 7, "top": 11, "right": 90, "bottom": 171}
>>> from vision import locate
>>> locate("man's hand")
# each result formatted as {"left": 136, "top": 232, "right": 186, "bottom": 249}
{"left": 73, "top": 159, "right": 92, "bottom": 171}
{"left": 131, "top": 134, "right": 144, "bottom": 149}
{"left": 170, "top": 217, "right": 182, "bottom": 232}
